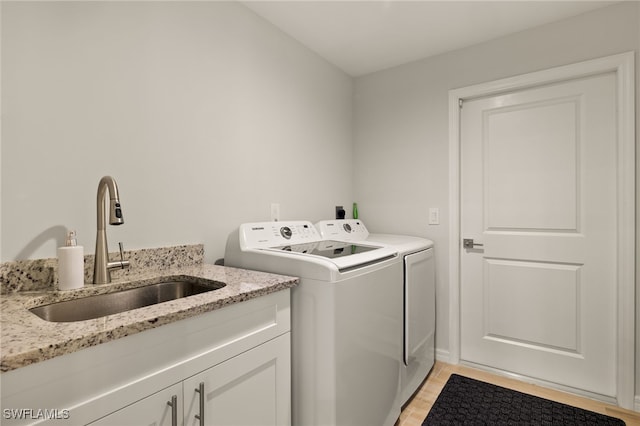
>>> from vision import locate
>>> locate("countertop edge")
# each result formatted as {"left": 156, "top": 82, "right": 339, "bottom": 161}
{"left": 0, "top": 264, "right": 298, "bottom": 372}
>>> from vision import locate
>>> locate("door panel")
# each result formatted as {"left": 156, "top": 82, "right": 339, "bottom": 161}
{"left": 460, "top": 72, "right": 617, "bottom": 397}
{"left": 485, "top": 97, "right": 579, "bottom": 231}
{"left": 484, "top": 259, "right": 580, "bottom": 352}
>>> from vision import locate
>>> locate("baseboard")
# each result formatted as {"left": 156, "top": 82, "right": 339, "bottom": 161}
{"left": 635, "top": 395, "right": 640, "bottom": 412}
{"left": 435, "top": 348, "right": 451, "bottom": 363}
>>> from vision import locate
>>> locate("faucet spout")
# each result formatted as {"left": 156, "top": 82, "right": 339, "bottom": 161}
{"left": 97, "top": 176, "right": 123, "bottom": 229}
{"left": 93, "top": 176, "right": 128, "bottom": 284}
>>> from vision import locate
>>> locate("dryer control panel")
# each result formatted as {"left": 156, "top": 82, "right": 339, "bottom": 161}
{"left": 239, "top": 221, "right": 321, "bottom": 249}
{"left": 315, "top": 219, "right": 370, "bottom": 241}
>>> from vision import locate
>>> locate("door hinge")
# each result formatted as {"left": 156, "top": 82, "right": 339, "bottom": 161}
{"left": 459, "top": 99, "right": 463, "bottom": 108}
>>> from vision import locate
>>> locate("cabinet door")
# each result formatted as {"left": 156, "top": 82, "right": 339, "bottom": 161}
{"left": 183, "top": 333, "right": 291, "bottom": 426}
{"left": 88, "top": 383, "right": 182, "bottom": 426}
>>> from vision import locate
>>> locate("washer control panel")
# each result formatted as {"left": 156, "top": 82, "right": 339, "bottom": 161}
{"left": 239, "top": 221, "right": 320, "bottom": 249}
{"left": 315, "top": 219, "right": 370, "bottom": 241}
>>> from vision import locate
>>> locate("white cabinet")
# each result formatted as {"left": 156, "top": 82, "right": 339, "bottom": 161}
{"left": 183, "top": 334, "right": 290, "bottom": 426}
{"left": 89, "top": 334, "right": 290, "bottom": 426}
{"left": 2, "top": 290, "right": 291, "bottom": 426}
{"left": 88, "top": 383, "right": 182, "bottom": 426}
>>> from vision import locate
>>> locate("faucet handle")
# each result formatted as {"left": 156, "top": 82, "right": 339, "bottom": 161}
{"left": 118, "top": 242, "right": 130, "bottom": 269}
{"left": 107, "top": 242, "right": 130, "bottom": 271}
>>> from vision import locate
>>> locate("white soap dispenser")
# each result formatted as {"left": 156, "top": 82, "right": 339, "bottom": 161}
{"left": 57, "top": 230, "right": 84, "bottom": 290}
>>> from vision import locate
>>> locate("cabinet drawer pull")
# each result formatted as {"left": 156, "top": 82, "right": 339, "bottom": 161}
{"left": 195, "top": 381, "right": 205, "bottom": 426}
{"left": 167, "top": 395, "right": 178, "bottom": 426}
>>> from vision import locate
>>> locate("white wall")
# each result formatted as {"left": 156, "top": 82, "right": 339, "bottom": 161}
{"left": 3, "top": 0, "right": 639, "bottom": 405}
{"left": 1, "top": 1, "right": 353, "bottom": 263}
{"left": 353, "top": 1, "right": 639, "bottom": 399}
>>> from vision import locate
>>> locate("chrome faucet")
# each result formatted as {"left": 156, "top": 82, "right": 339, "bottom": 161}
{"left": 93, "top": 176, "right": 130, "bottom": 284}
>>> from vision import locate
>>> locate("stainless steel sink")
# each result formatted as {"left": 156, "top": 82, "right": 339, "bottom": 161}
{"left": 30, "top": 280, "right": 225, "bottom": 322}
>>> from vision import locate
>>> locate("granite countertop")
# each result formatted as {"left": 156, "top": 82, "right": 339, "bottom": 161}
{"left": 0, "top": 263, "right": 298, "bottom": 373}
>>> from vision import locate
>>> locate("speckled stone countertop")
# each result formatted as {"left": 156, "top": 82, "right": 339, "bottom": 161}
{"left": 0, "top": 246, "right": 298, "bottom": 373}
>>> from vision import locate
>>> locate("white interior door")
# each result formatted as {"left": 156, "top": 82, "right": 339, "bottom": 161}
{"left": 460, "top": 71, "right": 618, "bottom": 398}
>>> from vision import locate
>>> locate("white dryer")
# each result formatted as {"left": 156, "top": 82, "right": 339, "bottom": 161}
{"left": 225, "top": 221, "right": 403, "bottom": 426}
{"left": 316, "top": 219, "right": 435, "bottom": 405}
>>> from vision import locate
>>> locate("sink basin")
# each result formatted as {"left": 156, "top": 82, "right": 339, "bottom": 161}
{"left": 30, "top": 279, "right": 225, "bottom": 323}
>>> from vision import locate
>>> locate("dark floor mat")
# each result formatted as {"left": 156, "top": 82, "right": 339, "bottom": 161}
{"left": 423, "top": 374, "right": 625, "bottom": 425}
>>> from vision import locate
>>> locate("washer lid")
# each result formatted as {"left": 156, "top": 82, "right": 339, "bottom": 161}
{"left": 273, "top": 239, "right": 379, "bottom": 259}
{"left": 259, "top": 241, "right": 398, "bottom": 272}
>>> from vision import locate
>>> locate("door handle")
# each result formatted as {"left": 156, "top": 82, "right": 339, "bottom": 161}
{"left": 463, "top": 238, "right": 484, "bottom": 249}
{"left": 194, "top": 381, "right": 205, "bottom": 426}
{"left": 167, "top": 395, "right": 178, "bottom": 426}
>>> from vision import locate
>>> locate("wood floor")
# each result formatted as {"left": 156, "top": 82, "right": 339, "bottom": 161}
{"left": 397, "top": 361, "right": 640, "bottom": 426}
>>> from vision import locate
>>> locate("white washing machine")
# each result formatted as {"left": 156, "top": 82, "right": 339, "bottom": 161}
{"left": 316, "top": 219, "right": 435, "bottom": 405}
{"left": 225, "top": 221, "right": 403, "bottom": 426}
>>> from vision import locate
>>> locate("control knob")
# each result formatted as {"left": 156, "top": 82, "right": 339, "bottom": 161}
{"left": 280, "top": 226, "right": 293, "bottom": 239}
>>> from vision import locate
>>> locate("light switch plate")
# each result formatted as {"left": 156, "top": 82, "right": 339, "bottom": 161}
{"left": 428, "top": 208, "right": 439, "bottom": 225}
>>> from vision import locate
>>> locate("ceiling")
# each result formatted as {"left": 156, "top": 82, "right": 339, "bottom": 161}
{"left": 242, "top": 1, "right": 620, "bottom": 76}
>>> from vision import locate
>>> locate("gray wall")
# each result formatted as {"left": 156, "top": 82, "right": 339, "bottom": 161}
{"left": 352, "top": 1, "right": 639, "bottom": 404}
{"left": 1, "top": 1, "right": 353, "bottom": 263}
